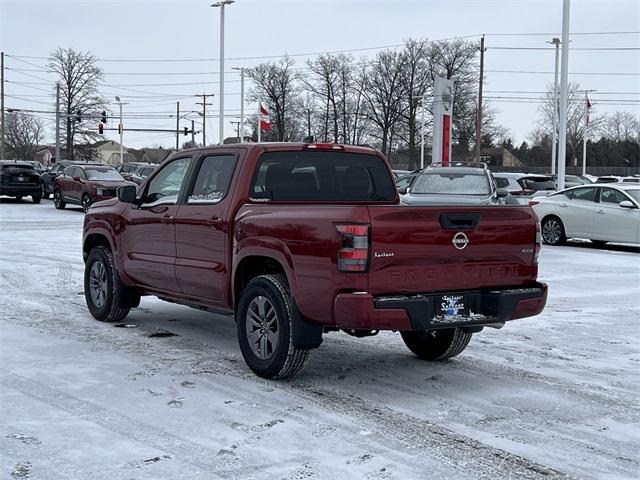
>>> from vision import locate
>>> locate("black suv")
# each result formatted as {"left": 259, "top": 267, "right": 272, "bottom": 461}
{"left": 0, "top": 161, "right": 42, "bottom": 203}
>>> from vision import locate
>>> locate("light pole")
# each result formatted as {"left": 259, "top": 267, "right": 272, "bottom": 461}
{"left": 211, "top": 0, "right": 234, "bottom": 145}
{"left": 548, "top": 37, "right": 561, "bottom": 175}
{"left": 557, "top": 0, "right": 571, "bottom": 191}
{"left": 115, "top": 96, "right": 125, "bottom": 163}
{"left": 232, "top": 66, "right": 245, "bottom": 143}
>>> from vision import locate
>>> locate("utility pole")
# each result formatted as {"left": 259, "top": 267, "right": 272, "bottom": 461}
{"left": 176, "top": 102, "right": 180, "bottom": 150}
{"left": 191, "top": 119, "right": 195, "bottom": 145}
{"left": 230, "top": 120, "right": 240, "bottom": 141}
{"left": 1, "top": 51, "right": 4, "bottom": 160}
{"left": 233, "top": 67, "right": 245, "bottom": 143}
{"left": 549, "top": 38, "right": 561, "bottom": 175}
{"left": 115, "top": 96, "right": 127, "bottom": 163}
{"left": 557, "top": 0, "right": 571, "bottom": 191}
{"left": 420, "top": 98, "right": 426, "bottom": 169}
{"left": 475, "top": 35, "right": 485, "bottom": 162}
{"left": 55, "top": 83, "right": 60, "bottom": 163}
{"left": 196, "top": 93, "right": 214, "bottom": 146}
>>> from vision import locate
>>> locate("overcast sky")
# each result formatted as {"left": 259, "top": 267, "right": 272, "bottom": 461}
{"left": 1, "top": 0, "right": 638, "bottom": 150}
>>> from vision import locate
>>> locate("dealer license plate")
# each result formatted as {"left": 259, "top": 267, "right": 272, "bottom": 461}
{"left": 437, "top": 294, "right": 468, "bottom": 319}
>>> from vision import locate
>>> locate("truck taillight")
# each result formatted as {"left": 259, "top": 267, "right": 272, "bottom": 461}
{"left": 336, "top": 224, "right": 369, "bottom": 272}
{"left": 534, "top": 221, "right": 542, "bottom": 264}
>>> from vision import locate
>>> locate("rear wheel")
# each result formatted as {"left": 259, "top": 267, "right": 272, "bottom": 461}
{"left": 84, "top": 246, "right": 132, "bottom": 322}
{"left": 82, "top": 194, "right": 92, "bottom": 213}
{"left": 541, "top": 216, "right": 566, "bottom": 246}
{"left": 53, "top": 189, "right": 66, "bottom": 209}
{"left": 41, "top": 182, "right": 50, "bottom": 199}
{"left": 236, "top": 274, "right": 309, "bottom": 379}
{"left": 400, "top": 328, "right": 472, "bottom": 361}
{"left": 32, "top": 194, "right": 42, "bottom": 204}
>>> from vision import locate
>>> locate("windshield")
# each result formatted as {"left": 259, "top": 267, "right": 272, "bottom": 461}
{"left": 626, "top": 190, "right": 640, "bottom": 203}
{"left": 85, "top": 168, "right": 123, "bottom": 181}
{"left": 411, "top": 172, "right": 490, "bottom": 195}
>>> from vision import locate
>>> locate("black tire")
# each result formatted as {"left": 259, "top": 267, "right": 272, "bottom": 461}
{"left": 591, "top": 240, "right": 607, "bottom": 248}
{"left": 84, "top": 245, "right": 131, "bottom": 323}
{"left": 16, "top": 196, "right": 23, "bottom": 201}
{"left": 82, "top": 193, "right": 92, "bottom": 213}
{"left": 541, "top": 215, "right": 566, "bottom": 246}
{"left": 32, "top": 194, "right": 42, "bottom": 204}
{"left": 236, "top": 274, "right": 309, "bottom": 379}
{"left": 400, "top": 328, "right": 472, "bottom": 361}
{"left": 41, "top": 182, "right": 50, "bottom": 199}
{"left": 53, "top": 189, "right": 66, "bottom": 209}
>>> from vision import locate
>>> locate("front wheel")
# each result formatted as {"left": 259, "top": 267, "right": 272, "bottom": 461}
{"left": 541, "top": 216, "right": 566, "bottom": 246}
{"left": 53, "top": 189, "right": 66, "bottom": 209}
{"left": 84, "top": 246, "right": 131, "bottom": 322}
{"left": 236, "top": 274, "right": 309, "bottom": 379}
{"left": 82, "top": 194, "right": 92, "bottom": 213}
{"left": 400, "top": 328, "right": 472, "bottom": 361}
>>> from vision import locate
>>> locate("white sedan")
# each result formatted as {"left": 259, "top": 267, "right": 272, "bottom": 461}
{"left": 531, "top": 184, "right": 640, "bottom": 246}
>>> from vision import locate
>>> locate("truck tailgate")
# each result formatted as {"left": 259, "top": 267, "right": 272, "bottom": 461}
{"left": 367, "top": 206, "right": 538, "bottom": 295}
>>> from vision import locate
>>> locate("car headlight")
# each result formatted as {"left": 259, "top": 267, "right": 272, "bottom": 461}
{"left": 96, "top": 188, "right": 104, "bottom": 195}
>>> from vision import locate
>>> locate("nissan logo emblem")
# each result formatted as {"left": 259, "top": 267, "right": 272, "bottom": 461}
{"left": 452, "top": 232, "right": 469, "bottom": 250}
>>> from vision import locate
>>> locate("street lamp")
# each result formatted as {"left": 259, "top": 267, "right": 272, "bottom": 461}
{"left": 547, "top": 38, "right": 561, "bottom": 176}
{"left": 211, "top": 0, "right": 234, "bottom": 145}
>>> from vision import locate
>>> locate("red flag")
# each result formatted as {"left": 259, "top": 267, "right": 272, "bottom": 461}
{"left": 259, "top": 103, "right": 271, "bottom": 132}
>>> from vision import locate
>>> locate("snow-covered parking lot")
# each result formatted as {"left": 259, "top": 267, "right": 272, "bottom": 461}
{"left": 1, "top": 199, "right": 638, "bottom": 480}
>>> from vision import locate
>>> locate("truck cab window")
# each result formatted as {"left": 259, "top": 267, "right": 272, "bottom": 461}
{"left": 143, "top": 157, "right": 191, "bottom": 206}
{"left": 187, "top": 155, "right": 237, "bottom": 204}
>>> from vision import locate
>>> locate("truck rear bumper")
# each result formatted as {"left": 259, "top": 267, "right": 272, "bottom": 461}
{"left": 334, "top": 283, "right": 547, "bottom": 331}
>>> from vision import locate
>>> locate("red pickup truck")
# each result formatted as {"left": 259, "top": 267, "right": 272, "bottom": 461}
{"left": 82, "top": 143, "right": 547, "bottom": 378}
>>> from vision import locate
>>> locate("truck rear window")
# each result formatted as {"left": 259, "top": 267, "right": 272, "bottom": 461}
{"left": 250, "top": 151, "right": 396, "bottom": 202}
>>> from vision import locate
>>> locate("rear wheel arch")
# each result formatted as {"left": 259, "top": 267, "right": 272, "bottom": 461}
{"left": 234, "top": 255, "right": 288, "bottom": 306}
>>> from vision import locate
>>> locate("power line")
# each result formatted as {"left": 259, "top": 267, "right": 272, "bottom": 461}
{"left": 486, "top": 69, "right": 640, "bottom": 76}
{"left": 488, "top": 46, "right": 640, "bottom": 51}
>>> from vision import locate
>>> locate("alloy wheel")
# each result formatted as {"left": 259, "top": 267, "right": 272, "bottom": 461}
{"left": 542, "top": 219, "right": 562, "bottom": 245}
{"left": 89, "top": 260, "right": 108, "bottom": 308}
{"left": 245, "top": 295, "right": 279, "bottom": 360}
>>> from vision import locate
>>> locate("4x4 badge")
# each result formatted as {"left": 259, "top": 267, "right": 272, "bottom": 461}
{"left": 452, "top": 232, "right": 469, "bottom": 250}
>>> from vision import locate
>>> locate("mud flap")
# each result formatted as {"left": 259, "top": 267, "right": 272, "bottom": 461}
{"left": 291, "top": 299, "right": 323, "bottom": 350}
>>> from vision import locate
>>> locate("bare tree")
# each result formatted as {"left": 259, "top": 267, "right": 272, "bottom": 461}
{"left": 537, "top": 82, "right": 602, "bottom": 163}
{"left": 599, "top": 111, "right": 639, "bottom": 142}
{"left": 361, "top": 50, "right": 407, "bottom": 157}
{"left": 4, "top": 112, "right": 44, "bottom": 159}
{"left": 48, "top": 48, "right": 105, "bottom": 159}
{"left": 247, "top": 57, "right": 302, "bottom": 141}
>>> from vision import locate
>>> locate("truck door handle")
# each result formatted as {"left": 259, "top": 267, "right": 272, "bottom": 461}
{"left": 161, "top": 215, "right": 174, "bottom": 224}
{"left": 559, "top": 203, "right": 568, "bottom": 207}
{"left": 207, "top": 216, "right": 223, "bottom": 228}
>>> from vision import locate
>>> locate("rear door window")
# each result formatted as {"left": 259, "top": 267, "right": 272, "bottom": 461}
{"left": 566, "top": 187, "right": 597, "bottom": 202}
{"left": 186, "top": 154, "right": 237, "bottom": 204}
{"left": 250, "top": 151, "right": 395, "bottom": 202}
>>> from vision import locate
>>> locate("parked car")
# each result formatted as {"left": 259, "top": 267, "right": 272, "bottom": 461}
{"left": 25, "top": 160, "right": 46, "bottom": 174}
{"left": 0, "top": 161, "right": 42, "bottom": 203}
{"left": 115, "top": 162, "right": 153, "bottom": 176}
{"left": 82, "top": 142, "right": 547, "bottom": 379}
{"left": 53, "top": 164, "right": 135, "bottom": 213}
{"left": 493, "top": 173, "right": 557, "bottom": 204}
{"left": 40, "top": 160, "right": 90, "bottom": 199}
{"left": 395, "top": 172, "right": 419, "bottom": 193}
{"left": 128, "top": 164, "right": 157, "bottom": 185}
{"left": 595, "top": 176, "right": 622, "bottom": 184}
{"left": 400, "top": 164, "right": 508, "bottom": 205}
{"left": 550, "top": 174, "right": 592, "bottom": 188}
{"left": 531, "top": 184, "right": 640, "bottom": 246}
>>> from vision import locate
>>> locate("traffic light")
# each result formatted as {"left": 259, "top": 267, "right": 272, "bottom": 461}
{"left": 118, "top": 124, "right": 123, "bottom": 134}
{"left": 98, "top": 123, "right": 104, "bottom": 134}
{"left": 101, "top": 111, "right": 107, "bottom": 123}
{"left": 184, "top": 127, "right": 189, "bottom": 136}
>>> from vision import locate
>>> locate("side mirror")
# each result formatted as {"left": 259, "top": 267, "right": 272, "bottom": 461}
{"left": 117, "top": 185, "right": 137, "bottom": 204}
{"left": 619, "top": 200, "right": 637, "bottom": 209}
{"left": 496, "top": 188, "right": 509, "bottom": 198}
{"left": 73, "top": 176, "right": 83, "bottom": 182}
{"left": 398, "top": 187, "right": 409, "bottom": 195}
